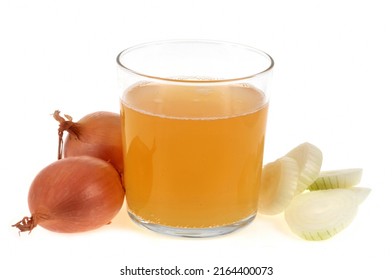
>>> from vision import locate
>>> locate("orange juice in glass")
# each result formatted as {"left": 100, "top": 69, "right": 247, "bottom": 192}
{"left": 117, "top": 41, "right": 273, "bottom": 237}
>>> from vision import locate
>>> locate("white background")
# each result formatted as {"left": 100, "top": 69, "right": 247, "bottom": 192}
{"left": 1, "top": 0, "right": 391, "bottom": 279}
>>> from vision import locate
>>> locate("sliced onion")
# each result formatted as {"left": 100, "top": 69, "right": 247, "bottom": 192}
{"left": 284, "top": 188, "right": 371, "bottom": 241}
{"left": 308, "top": 168, "right": 363, "bottom": 190}
{"left": 285, "top": 142, "right": 323, "bottom": 194}
{"left": 259, "top": 157, "right": 299, "bottom": 215}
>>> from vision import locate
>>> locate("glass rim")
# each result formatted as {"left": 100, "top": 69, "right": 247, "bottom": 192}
{"left": 116, "top": 39, "right": 274, "bottom": 84}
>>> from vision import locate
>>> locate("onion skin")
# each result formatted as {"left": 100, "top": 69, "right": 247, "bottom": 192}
{"left": 54, "top": 110, "right": 124, "bottom": 174}
{"left": 13, "top": 156, "right": 125, "bottom": 233}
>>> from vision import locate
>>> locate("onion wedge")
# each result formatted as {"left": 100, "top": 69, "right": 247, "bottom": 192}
{"left": 284, "top": 188, "right": 371, "bottom": 241}
{"left": 308, "top": 168, "right": 363, "bottom": 190}
{"left": 285, "top": 142, "right": 323, "bottom": 195}
{"left": 259, "top": 157, "right": 299, "bottom": 215}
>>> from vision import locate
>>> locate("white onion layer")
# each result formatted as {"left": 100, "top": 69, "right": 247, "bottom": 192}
{"left": 285, "top": 142, "right": 323, "bottom": 195}
{"left": 259, "top": 157, "right": 299, "bottom": 215}
{"left": 309, "top": 168, "right": 363, "bottom": 190}
{"left": 284, "top": 188, "right": 371, "bottom": 241}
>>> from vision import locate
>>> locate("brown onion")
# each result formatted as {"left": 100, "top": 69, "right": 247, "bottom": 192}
{"left": 13, "top": 156, "right": 124, "bottom": 233}
{"left": 53, "top": 110, "right": 123, "bottom": 174}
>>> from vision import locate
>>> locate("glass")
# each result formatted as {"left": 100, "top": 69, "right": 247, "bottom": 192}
{"left": 117, "top": 40, "right": 274, "bottom": 237}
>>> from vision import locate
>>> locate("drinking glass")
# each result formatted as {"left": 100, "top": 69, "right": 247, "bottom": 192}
{"left": 117, "top": 40, "right": 274, "bottom": 237}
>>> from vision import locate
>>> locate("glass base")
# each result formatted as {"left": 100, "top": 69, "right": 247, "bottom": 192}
{"left": 128, "top": 210, "right": 256, "bottom": 238}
